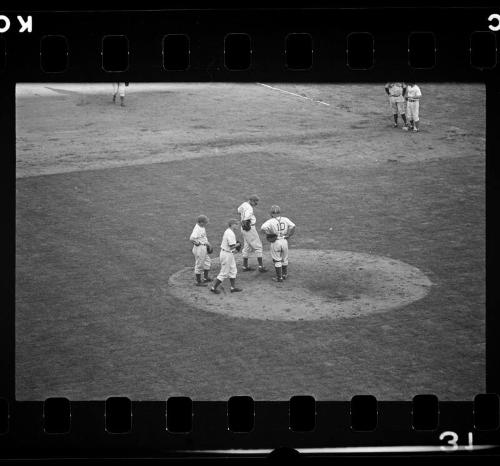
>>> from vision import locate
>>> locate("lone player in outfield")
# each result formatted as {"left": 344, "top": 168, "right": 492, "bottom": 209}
{"left": 112, "top": 82, "right": 128, "bottom": 107}
{"left": 405, "top": 81, "right": 422, "bottom": 132}
{"left": 189, "top": 215, "right": 212, "bottom": 286}
{"left": 385, "top": 82, "right": 409, "bottom": 130}
{"left": 261, "top": 205, "right": 296, "bottom": 283}
{"left": 210, "top": 219, "right": 243, "bottom": 294}
{"left": 237, "top": 195, "right": 267, "bottom": 273}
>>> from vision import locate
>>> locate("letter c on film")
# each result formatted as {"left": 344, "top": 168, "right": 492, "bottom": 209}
{"left": 489, "top": 13, "right": 500, "bottom": 31}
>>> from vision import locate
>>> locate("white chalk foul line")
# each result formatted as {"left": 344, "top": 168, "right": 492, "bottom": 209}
{"left": 258, "top": 83, "right": 330, "bottom": 106}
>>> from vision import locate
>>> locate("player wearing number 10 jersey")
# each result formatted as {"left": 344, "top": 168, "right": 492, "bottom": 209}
{"left": 260, "top": 205, "right": 296, "bottom": 283}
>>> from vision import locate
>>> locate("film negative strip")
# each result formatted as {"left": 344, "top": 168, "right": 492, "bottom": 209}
{"left": 1, "top": 3, "right": 499, "bottom": 463}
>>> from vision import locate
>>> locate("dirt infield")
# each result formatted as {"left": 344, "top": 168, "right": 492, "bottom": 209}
{"left": 15, "top": 83, "right": 485, "bottom": 400}
{"left": 169, "top": 250, "right": 432, "bottom": 321}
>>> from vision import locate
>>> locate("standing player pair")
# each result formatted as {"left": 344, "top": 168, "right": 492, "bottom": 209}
{"left": 385, "top": 81, "right": 422, "bottom": 132}
{"left": 190, "top": 216, "right": 246, "bottom": 294}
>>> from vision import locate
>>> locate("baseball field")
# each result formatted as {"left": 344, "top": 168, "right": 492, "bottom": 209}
{"left": 15, "top": 82, "right": 485, "bottom": 401}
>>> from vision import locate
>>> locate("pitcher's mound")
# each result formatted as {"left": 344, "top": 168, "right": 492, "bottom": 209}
{"left": 168, "top": 249, "right": 432, "bottom": 321}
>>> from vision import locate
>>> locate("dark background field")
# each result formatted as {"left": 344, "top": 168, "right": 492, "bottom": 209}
{"left": 15, "top": 83, "right": 485, "bottom": 400}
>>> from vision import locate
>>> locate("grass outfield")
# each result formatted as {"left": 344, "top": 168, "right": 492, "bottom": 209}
{"left": 15, "top": 83, "right": 485, "bottom": 400}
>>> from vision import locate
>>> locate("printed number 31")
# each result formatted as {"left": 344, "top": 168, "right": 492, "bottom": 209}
{"left": 439, "top": 431, "right": 474, "bottom": 451}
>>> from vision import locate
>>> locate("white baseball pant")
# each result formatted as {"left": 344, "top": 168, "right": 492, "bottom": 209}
{"left": 389, "top": 96, "right": 406, "bottom": 114}
{"left": 192, "top": 244, "right": 211, "bottom": 275}
{"left": 241, "top": 225, "right": 263, "bottom": 258}
{"left": 112, "top": 82, "right": 126, "bottom": 97}
{"left": 217, "top": 250, "right": 237, "bottom": 281}
{"left": 270, "top": 238, "right": 289, "bottom": 267}
{"left": 406, "top": 100, "right": 420, "bottom": 121}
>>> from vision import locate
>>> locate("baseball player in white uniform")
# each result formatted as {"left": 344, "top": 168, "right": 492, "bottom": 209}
{"left": 237, "top": 195, "right": 267, "bottom": 273}
{"left": 385, "top": 82, "right": 409, "bottom": 130}
{"left": 260, "top": 205, "right": 296, "bottom": 283}
{"left": 405, "top": 82, "right": 422, "bottom": 132}
{"left": 112, "top": 82, "right": 127, "bottom": 106}
{"left": 210, "top": 219, "right": 243, "bottom": 294}
{"left": 189, "top": 215, "right": 213, "bottom": 286}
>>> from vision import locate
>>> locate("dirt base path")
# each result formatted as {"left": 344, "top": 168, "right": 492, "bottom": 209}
{"left": 168, "top": 249, "right": 433, "bottom": 321}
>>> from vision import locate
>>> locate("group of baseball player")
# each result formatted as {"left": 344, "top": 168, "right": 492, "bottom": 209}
{"left": 385, "top": 81, "right": 422, "bottom": 132}
{"left": 188, "top": 195, "right": 296, "bottom": 294}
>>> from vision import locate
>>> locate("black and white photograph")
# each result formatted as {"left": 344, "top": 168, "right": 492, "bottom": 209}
{"left": 15, "top": 81, "right": 485, "bottom": 401}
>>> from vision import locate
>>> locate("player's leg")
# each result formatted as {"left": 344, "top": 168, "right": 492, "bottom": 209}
{"left": 407, "top": 102, "right": 415, "bottom": 129}
{"left": 399, "top": 102, "right": 408, "bottom": 129}
{"left": 281, "top": 241, "right": 289, "bottom": 279}
{"left": 413, "top": 101, "right": 420, "bottom": 132}
{"left": 241, "top": 230, "right": 254, "bottom": 271}
{"left": 391, "top": 100, "right": 398, "bottom": 127}
{"left": 229, "top": 255, "right": 242, "bottom": 292}
{"left": 202, "top": 249, "right": 212, "bottom": 282}
{"left": 112, "top": 83, "right": 118, "bottom": 102}
{"left": 248, "top": 227, "right": 267, "bottom": 272}
{"left": 211, "top": 252, "right": 227, "bottom": 293}
{"left": 119, "top": 83, "right": 125, "bottom": 106}
{"left": 270, "top": 242, "right": 283, "bottom": 282}
{"left": 193, "top": 246, "right": 207, "bottom": 286}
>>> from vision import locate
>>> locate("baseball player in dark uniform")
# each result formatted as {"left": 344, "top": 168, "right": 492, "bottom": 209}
{"left": 385, "top": 82, "right": 409, "bottom": 130}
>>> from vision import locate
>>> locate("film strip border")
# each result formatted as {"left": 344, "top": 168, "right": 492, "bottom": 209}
{"left": 1, "top": 6, "right": 500, "bottom": 458}
{"left": 0, "top": 397, "right": 499, "bottom": 456}
{"left": 0, "top": 9, "right": 498, "bottom": 80}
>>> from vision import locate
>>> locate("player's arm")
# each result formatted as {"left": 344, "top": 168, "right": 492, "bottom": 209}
{"left": 415, "top": 87, "right": 422, "bottom": 98}
{"left": 190, "top": 227, "right": 201, "bottom": 246}
{"left": 242, "top": 206, "right": 252, "bottom": 221}
{"left": 229, "top": 242, "right": 242, "bottom": 253}
{"left": 238, "top": 204, "right": 252, "bottom": 220}
{"left": 285, "top": 226, "right": 296, "bottom": 239}
{"left": 384, "top": 83, "right": 390, "bottom": 95}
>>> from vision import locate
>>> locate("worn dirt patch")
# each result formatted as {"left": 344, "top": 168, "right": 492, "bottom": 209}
{"left": 168, "top": 249, "right": 432, "bottom": 321}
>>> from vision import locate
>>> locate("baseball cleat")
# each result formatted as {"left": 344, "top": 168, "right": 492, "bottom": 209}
{"left": 230, "top": 287, "right": 243, "bottom": 293}
{"left": 258, "top": 266, "right": 268, "bottom": 273}
{"left": 242, "top": 266, "right": 255, "bottom": 272}
{"left": 202, "top": 278, "right": 213, "bottom": 283}
{"left": 195, "top": 282, "right": 207, "bottom": 287}
{"left": 282, "top": 274, "right": 288, "bottom": 280}
{"left": 413, "top": 128, "right": 419, "bottom": 132}
{"left": 393, "top": 123, "right": 398, "bottom": 128}
{"left": 272, "top": 277, "right": 284, "bottom": 283}
{"left": 210, "top": 287, "right": 221, "bottom": 294}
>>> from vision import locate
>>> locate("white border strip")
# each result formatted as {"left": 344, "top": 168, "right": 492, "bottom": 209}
{"left": 179, "top": 445, "right": 497, "bottom": 455}
{"left": 257, "top": 82, "right": 330, "bottom": 106}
